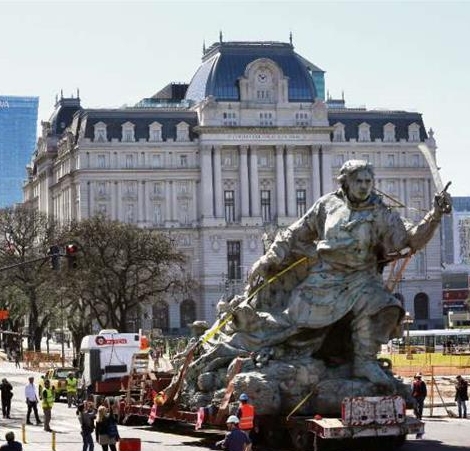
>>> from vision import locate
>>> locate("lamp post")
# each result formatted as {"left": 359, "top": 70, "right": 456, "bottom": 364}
{"left": 404, "top": 311, "right": 414, "bottom": 360}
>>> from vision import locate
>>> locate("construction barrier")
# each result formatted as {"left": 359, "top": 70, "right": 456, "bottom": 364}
{"left": 119, "top": 438, "right": 141, "bottom": 451}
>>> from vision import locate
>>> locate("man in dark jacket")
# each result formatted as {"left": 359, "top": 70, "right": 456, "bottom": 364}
{"left": 411, "top": 373, "right": 427, "bottom": 420}
{"left": 0, "top": 379, "right": 13, "bottom": 419}
{"left": 0, "top": 431, "right": 22, "bottom": 451}
{"left": 455, "top": 375, "right": 468, "bottom": 418}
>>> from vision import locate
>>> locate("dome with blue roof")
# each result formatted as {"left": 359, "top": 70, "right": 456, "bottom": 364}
{"left": 185, "top": 40, "right": 324, "bottom": 104}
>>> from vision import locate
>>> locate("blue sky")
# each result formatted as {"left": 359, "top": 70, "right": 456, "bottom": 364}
{"left": 1, "top": 1, "right": 469, "bottom": 195}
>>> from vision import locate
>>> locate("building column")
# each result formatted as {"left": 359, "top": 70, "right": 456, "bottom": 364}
{"left": 321, "top": 145, "right": 333, "bottom": 195}
{"left": 200, "top": 146, "right": 214, "bottom": 219}
{"left": 138, "top": 180, "right": 145, "bottom": 225}
{"left": 275, "top": 145, "right": 286, "bottom": 218}
{"left": 424, "top": 177, "right": 431, "bottom": 210}
{"left": 240, "top": 146, "right": 250, "bottom": 219}
{"left": 88, "top": 181, "right": 94, "bottom": 217}
{"left": 165, "top": 181, "right": 173, "bottom": 221}
{"left": 213, "top": 146, "right": 223, "bottom": 218}
{"left": 285, "top": 146, "right": 296, "bottom": 217}
{"left": 116, "top": 181, "right": 122, "bottom": 221}
{"left": 310, "top": 145, "right": 321, "bottom": 203}
{"left": 249, "top": 146, "right": 260, "bottom": 217}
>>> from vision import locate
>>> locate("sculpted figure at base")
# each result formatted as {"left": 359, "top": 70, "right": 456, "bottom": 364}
{"left": 168, "top": 160, "right": 451, "bottom": 414}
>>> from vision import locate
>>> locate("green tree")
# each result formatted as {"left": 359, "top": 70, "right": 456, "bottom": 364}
{"left": 61, "top": 215, "right": 191, "bottom": 333}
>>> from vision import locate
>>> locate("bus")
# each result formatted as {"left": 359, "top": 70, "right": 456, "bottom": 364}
{"left": 388, "top": 329, "right": 470, "bottom": 354}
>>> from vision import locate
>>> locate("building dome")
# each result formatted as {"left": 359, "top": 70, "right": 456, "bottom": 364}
{"left": 185, "top": 41, "right": 322, "bottom": 104}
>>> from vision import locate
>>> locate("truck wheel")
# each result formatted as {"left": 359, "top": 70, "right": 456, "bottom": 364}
{"left": 393, "top": 434, "right": 406, "bottom": 449}
{"left": 290, "top": 427, "right": 314, "bottom": 451}
{"left": 313, "top": 435, "right": 329, "bottom": 451}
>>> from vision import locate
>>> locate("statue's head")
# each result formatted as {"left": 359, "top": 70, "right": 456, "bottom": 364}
{"left": 337, "top": 159, "right": 375, "bottom": 203}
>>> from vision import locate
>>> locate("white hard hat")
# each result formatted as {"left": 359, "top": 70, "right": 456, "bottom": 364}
{"left": 226, "top": 415, "right": 239, "bottom": 424}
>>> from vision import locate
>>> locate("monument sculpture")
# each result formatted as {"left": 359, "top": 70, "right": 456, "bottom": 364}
{"left": 167, "top": 160, "right": 452, "bottom": 416}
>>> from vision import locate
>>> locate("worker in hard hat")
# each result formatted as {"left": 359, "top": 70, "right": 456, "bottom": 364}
{"left": 236, "top": 393, "right": 257, "bottom": 442}
{"left": 215, "top": 415, "right": 251, "bottom": 451}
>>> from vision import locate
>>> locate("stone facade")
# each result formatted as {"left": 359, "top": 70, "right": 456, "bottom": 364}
{"left": 23, "top": 40, "right": 445, "bottom": 332}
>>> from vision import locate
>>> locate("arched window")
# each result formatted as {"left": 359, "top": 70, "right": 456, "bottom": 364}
{"left": 414, "top": 293, "right": 429, "bottom": 320}
{"left": 180, "top": 299, "right": 196, "bottom": 329}
{"left": 152, "top": 302, "right": 169, "bottom": 332}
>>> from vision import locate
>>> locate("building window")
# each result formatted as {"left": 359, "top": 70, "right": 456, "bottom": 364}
{"left": 97, "top": 154, "right": 106, "bottom": 168}
{"left": 408, "top": 123, "right": 420, "bottom": 142}
{"left": 176, "top": 122, "right": 189, "bottom": 141}
{"left": 224, "top": 190, "right": 235, "bottom": 223}
{"left": 259, "top": 112, "right": 274, "bottom": 126}
{"left": 125, "top": 154, "right": 134, "bottom": 168}
{"left": 414, "top": 292, "right": 429, "bottom": 320}
{"left": 261, "top": 190, "right": 271, "bottom": 223}
{"left": 121, "top": 122, "right": 135, "bottom": 142}
{"left": 336, "top": 154, "right": 345, "bottom": 167}
{"left": 151, "top": 154, "right": 162, "bottom": 168}
{"left": 153, "top": 204, "right": 163, "bottom": 225}
{"left": 180, "top": 155, "right": 188, "bottom": 167}
{"left": 333, "top": 123, "right": 345, "bottom": 142}
{"left": 125, "top": 204, "right": 135, "bottom": 223}
{"left": 153, "top": 182, "right": 163, "bottom": 196}
{"left": 295, "top": 112, "right": 309, "bottom": 126}
{"left": 227, "top": 241, "right": 241, "bottom": 280}
{"left": 178, "top": 201, "right": 189, "bottom": 225}
{"left": 358, "top": 123, "right": 371, "bottom": 142}
{"left": 383, "top": 123, "right": 396, "bottom": 142}
{"left": 257, "top": 90, "right": 271, "bottom": 101}
{"left": 94, "top": 122, "right": 107, "bottom": 142}
{"left": 411, "top": 154, "right": 419, "bottom": 167}
{"left": 97, "top": 182, "right": 106, "bottom": 196}
{"left": 223, "top": 112, "right": 237, "bottom": 126}
{"left": 152, "top": 302, "right": 169, "bottom": 332}
{"left": 149, "top": 122, "right": 162, "bottom": 142}
{"left": 296, "top": 189, "right": 307, "bottom": 217}
{"left": 386, "top": 154, "right": 395, "bottom": 167}
{"left": 180, "top": 299, "right": 196, "bottom": 329}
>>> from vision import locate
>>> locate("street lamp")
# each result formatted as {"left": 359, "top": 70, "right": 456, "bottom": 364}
{"left": 403, "top": 311, "right": 414, "bottom": 360}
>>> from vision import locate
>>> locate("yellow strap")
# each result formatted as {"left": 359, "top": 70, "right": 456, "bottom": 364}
{"left": 201, "top": 256, "right": 308, "bottom": 345}
{"left": 286, "top": 389, "right": 316, "bottom": 420}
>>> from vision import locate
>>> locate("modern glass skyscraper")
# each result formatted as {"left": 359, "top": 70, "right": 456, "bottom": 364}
{"left": 0, "top": 95, "right": 39, "bottom": 207}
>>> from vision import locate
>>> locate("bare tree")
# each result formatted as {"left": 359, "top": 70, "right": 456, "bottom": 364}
{"left": 0, "top": 205, "right": 60, "bottom": 350}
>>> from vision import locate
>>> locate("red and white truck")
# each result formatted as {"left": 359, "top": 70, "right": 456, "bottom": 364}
{"left": 79, "top": 329, "right": 144, "bottom": 395}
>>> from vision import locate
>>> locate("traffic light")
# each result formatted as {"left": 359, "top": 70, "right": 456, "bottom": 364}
{"left": 48, "top": 245, "right": 60, "bottom": 270}
{"left": 65, "top": 243, "right": 78, "bottom": 269}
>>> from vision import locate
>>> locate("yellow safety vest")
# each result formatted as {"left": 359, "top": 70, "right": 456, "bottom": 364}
{"left": 66, "top": 377, "right": 78, "bottom": 393}
{"left": 42, "top": 388, "right": 54, "bottom": 409}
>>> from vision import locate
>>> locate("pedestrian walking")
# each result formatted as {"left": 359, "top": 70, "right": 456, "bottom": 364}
{"left": 40, "top": 379, "right": 54, "bottom": 432}
{"left": 77, "top": 400, "right": 96, "bottom": 451}
{"left": 66, "top": 372, "right": 78, "bottom": 408}
{"left": 411, "top": 373, "right": 427, "bottom": 420}
{"left": 24, "top": 376, "right": 41, "bottom": 425}
{"left": 95, "top": 406, "right": 118, "bottom": 451}
{"left": 0, "top": 379, "right": 13, "bottom": 419}
{"left": 0, "top": 431, "right": 22, "bottom": 451}
{"left": 455, "top": 375, "right": 468, "bottom": 419}
{"left": 215, "top": 415, "right": 251, "bottom": 451}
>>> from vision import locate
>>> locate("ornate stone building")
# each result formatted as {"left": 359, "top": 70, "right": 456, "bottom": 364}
{"left": 23, "top": 39, "right": 445, "bottom": 332}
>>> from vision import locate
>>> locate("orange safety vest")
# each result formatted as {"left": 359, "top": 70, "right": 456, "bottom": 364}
{"left": 238, "top": 403, "right": 254, "bottom": 430}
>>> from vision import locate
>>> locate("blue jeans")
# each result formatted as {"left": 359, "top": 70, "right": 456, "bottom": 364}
{"left": 457, "top": 399, "right": 467, "bottom": 418}
{"left": 81, "top": 431, "right": 94, "bottom": 451}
